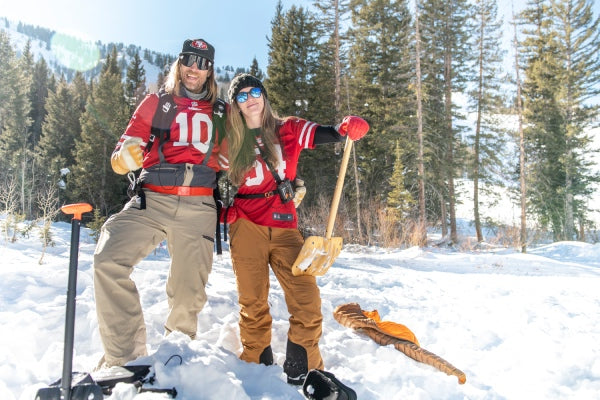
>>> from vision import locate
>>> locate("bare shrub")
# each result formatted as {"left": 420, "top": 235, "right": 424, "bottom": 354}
{"left": 37, "top": 184, "right": 61, "bottom": 264}
{"left": 0, "top": 175, "right": 20, "bottom": 242}
{"left": 297, "top": 192, "right": 331, "bottom": 239}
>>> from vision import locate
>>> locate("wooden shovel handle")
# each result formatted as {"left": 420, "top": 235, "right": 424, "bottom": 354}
{"left": 325, "top": 137, "right": 353, "bottom": 239}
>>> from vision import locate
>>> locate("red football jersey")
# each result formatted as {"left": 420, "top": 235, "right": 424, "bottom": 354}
{"left": 115, "top": 92, "right": 227, "bottom": 172}
{"left": 232, "top": 118, "right": 318, "bottom": 229}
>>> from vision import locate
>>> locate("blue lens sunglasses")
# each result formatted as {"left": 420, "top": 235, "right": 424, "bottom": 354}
{"left": 236, "top": 87, "right": 263, "bottom": 103}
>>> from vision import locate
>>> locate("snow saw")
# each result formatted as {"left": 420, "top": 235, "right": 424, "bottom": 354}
{"left": 291, "top": 137, "right": 353, "bottom": 276}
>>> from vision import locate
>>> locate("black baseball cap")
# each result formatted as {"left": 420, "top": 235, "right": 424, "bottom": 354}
{"left": 180, "top": 39, "right": 215, "bottom": 63}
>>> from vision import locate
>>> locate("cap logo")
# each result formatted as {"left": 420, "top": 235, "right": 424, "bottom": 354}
{"left": 191, "top": 40, "right": 208, "bottom": 50}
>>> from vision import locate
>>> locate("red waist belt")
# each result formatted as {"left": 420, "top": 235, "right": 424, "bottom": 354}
{"left": 143, "top": 183, "right": 213, "bottom": 196}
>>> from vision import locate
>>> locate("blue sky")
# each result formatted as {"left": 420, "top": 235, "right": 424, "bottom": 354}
{"left": 0, "top": 0, "right": 312, "bottom": 69}
{"left": 2, "top": 0, "right": 599, "bottom": 72}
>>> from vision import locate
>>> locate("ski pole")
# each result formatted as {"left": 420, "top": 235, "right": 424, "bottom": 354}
{"left": 60, "top": 203, "right": 93, "bottom": 400}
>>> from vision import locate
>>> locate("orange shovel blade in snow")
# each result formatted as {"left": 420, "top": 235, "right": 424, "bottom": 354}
{"left": 292, "top": 138, "right": 352, "bottom": 277}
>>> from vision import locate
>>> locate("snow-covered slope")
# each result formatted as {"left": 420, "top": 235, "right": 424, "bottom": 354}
{"left": 1, "top": 215, "right": 600, "bottom": 399}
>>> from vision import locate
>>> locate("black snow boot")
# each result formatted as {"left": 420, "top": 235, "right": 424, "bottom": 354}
{"left": 302, "top": 369, "right": 357, "bottom": 400}
{"left": 283, "top": 339, "right": 308, "bottom": 385}
{"left": 259, "top": 345, "right": 274, "bottom": 366}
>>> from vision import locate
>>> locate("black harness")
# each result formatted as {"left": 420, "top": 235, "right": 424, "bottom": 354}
{"left": 128, "top": 88, "right": 228, "bottom": 253}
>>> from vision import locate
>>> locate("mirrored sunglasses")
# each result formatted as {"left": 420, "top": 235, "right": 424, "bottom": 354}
{"left": 236, "top": 87, "right": 263, "bottom": 103}
{"left": 179, "top": 54, "right": 212, "bottom": 70}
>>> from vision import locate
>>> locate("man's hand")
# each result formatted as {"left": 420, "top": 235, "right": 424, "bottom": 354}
{"left": 111, "top": 137, "right": 143, "bottom": 175}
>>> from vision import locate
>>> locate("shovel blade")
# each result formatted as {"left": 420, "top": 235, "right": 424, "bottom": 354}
{"left": 292, "top": 236, "right": 343, "bottom": 276}
{"left": 35, "top": 384, "right": 104, "bottom": 400}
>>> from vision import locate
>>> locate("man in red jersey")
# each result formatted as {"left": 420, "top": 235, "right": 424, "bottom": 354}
{"left": 93, "top": 38, "right": 228, "bottom": 368}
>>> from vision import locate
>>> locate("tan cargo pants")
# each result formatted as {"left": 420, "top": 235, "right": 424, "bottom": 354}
{"left": 93, "top": 190, "right": 216, "bottom": 367}
{"left": 229, "top": 218, "right": 324, "bottom": 371}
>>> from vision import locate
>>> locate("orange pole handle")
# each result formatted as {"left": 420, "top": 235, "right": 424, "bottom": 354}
{"left": 61, "top": 203, "right": 93, "bottom": 220}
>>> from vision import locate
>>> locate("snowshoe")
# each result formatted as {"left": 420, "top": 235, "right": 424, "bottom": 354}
{"left": 34, "top": 372, "right": 103, "bottom": 400}
{"left": 91, "top": 364, "right": 177, "bottom": 397}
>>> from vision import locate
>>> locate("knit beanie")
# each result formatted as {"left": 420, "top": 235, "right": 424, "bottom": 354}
{"left": 180, "top": 39, "right": 215, "bottom": 63}
{"left": 228, "top": 73, "right": 267, "bottom": 104}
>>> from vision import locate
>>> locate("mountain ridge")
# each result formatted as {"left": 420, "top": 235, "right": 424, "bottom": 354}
{"left": 1, "top": 16, "right": 241, "bottom": 89}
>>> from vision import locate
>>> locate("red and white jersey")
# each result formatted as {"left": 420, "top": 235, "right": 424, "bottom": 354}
{"left": 115, "top": 92, "right": 228, "bottom": 172}
{"left": 233, "top": 118, "right": 318, "bottom": 229}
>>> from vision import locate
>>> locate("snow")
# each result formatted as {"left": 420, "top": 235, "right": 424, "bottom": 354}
{"left": 1, "top": 19, "right": 163, "bottom": 87}
{"left": 1, "top": 212, "right": 600, "bottom": 400}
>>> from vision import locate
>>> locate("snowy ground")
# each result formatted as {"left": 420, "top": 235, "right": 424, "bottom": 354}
{"left": 1, "top": 215, "right": 600, "bottom": 400}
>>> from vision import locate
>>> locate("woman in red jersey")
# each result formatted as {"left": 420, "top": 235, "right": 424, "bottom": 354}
{"left": 224, "top": 73, "right": 369, "bottom": 384}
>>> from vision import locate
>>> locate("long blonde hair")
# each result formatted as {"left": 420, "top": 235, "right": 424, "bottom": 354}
{"left": 227, "top": 98, "right": 284, "bottom": 186}
{"left": 164, "top": 59, "right": 218, "bottom": 103}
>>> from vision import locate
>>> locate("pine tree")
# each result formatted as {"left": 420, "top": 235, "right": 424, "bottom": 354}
{"left": 312, "top": 0, "right": 350, "bottom": 122}
{"left": 103, "top": 45, "right": 121, "bottom": 76}
{"left": 297, "top": 32, "right": 340, "bottom": 210}
{"left": 551, "top": 0, "right": 600, "bottom": 239}
{"left": 521, "top": 0, "right": 566, "bottom": 237}
{"left": 248, "top": 57, "right": 264, "bottom": 80}
{"left": 37, "top": 77, "right": 82, "bottom": 204}
{"left": 418, "top": 0, "right": 472, "bottom": 242}
{"left": 125, "top": 50, "right": 146, "bottom": 113}
{"left": 387, "top": 140, "right": 415, "bottom": 220}
{"left": 418, "top": 0, "right": 449, "bottom": 233}
{"left": 413, "top": 0, "right": 428, "bottom": 244}
{"left": 512, "top": 7, "right": 528, "bottom": 252}
{"left": 347, "top": 0, "right": 415, "bottom": 200}
{"left": 468, "top": 0, "right": 508, "bottom": 242}
{"left": 520, "top": 0, "right": 600, "bottom": 239}
{"left": 0, "top": 33, "right": 33, "bottom": 215}
{"left": 28, "top": 51, "right": 51, "bottom": 151}
{"left": 28, "top": 56, "right": 53, "bottom": 216}
{"left": 71, "top": 51, "right": 129, "bottom": 216}
{"left": 266, "top": 1, "right": 319, "bottom": 118}
{"left": 71, "top": 71, "right": 90, "bottom": 113}
{"left": 267, "top": 1, "right": 337, "bottom": 213}
{"left": 0, "top": 30, "right": 19, "bottom": 166}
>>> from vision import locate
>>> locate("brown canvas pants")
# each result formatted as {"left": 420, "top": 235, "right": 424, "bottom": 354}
{"left": 93, "top": 190, "right": 216, "bottom": 367}
{"left": 229, "top": 218, "right": 324, "bottom": 371}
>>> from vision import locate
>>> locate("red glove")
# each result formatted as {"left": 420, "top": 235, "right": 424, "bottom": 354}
{"left": 220, "top": 206, "right": 238, "bottom": 225}
{"left": 337, "top": 116, "right": 369, "bottom": 141}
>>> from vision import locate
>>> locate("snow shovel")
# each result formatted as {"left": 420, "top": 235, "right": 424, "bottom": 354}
{"left": 292, "top": 137, "right": 353, "bottom": 276}
{"left": 35, "top": 203, "right": 103, "bottom": 400}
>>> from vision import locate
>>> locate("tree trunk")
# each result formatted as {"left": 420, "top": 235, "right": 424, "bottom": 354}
{"left": 512, "top": 6, "right": 527, "bottom": 253}
{"left": 440, "top": 190, "right": 448, "bottom": 238}
{"left": 473, "top": 9, "right": 485, "bottom": 243}
{"left": 352, "top": 145, "right": 363, "bottom": 242}
{"left": 444, "top": 51, "right": 457, "bottom": 244}
{"left": 333, "top": 0, "right": 341, "bottom": 121}
{"left": 414, "top": 0, "right": 427, "bottom": 246}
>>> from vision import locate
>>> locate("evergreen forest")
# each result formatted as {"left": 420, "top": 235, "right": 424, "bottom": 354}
{"left": 1, "top": 0, "right": 599, "bottom": 251}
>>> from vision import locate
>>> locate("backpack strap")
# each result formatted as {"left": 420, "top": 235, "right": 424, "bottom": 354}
{"left": 148, "top": 87, "right": 178, "bottom": 164}
{"left": 202, "top": 98, "right": 227, "bottom": 166}
{"left": 212, "top": 98, "right": 227, "bottom": 144}
{"left": 211, "top": 98, "right": 228, "bottom": 253}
